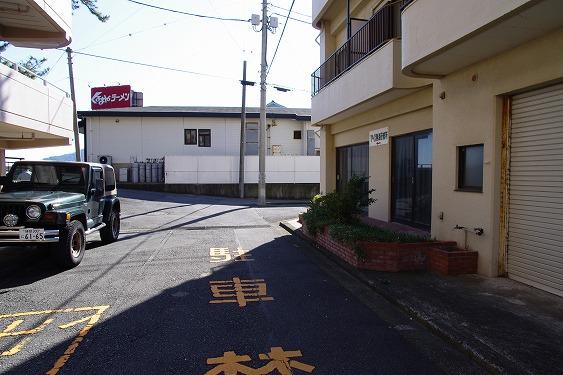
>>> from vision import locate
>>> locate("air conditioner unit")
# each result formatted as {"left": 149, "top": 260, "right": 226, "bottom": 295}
{"left": 98, "top": 155, "right": 112, "bottom": 165}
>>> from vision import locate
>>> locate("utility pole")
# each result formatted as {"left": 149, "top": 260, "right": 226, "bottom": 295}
{"left": 239, "top": 60, "right": 248, "bottom": 199}
{"left": 66, "top": 47, "right": 81, "bottom": 162}
{"left": 258, "top": 0, "right": 269, "bottom": 206}
{"left": 251, "top": 4, "right": 277, "bottom": 205}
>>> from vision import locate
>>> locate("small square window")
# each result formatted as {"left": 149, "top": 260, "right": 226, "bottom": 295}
{"left": 458, "top": 144, "right": 484, "bottom": 192}
{"left": 198, "top": 129, "right": 211, "bottom": 147}
{"left": 184, "top": 129, "right": 197, "bottom": 145}
{"left": 293, "top": 130, "right": 302, "bottom": 140}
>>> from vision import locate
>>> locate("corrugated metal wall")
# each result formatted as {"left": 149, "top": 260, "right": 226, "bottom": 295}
{"left": 508, "top": 83, "right": 563, "bottom": 297}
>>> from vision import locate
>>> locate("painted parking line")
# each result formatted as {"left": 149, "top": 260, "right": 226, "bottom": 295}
{"left": 209, "top": 277, "right": 274, "bottom": 308}
{"left": 205, "top": 347, "right": 315, "bottom": 375}
{"left": 0, "top": 305, "right": 109, "bottom": 375}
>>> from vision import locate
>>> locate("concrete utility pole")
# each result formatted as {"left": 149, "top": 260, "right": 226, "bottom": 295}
{"left": 258, "top": 0, "right": 268, "bottom": 206}
{"left": 239, "top": 60, "right": 247, "bottom": 199}
{"left": 66, "top": 47, "right": 81, "bottom": 162}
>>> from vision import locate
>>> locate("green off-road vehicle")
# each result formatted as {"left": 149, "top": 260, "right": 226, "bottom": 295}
{"left": 0, "top": 161, "right": 121, "bottom": 268}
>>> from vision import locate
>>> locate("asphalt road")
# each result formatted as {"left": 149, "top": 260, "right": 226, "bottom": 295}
{"left": 0, "top": 190, "right": 482, "bottom": 374}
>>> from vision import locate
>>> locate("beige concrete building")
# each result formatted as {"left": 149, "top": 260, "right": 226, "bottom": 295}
{"left": 0, "top": 0, "right": 74, "bottom": 175}
{"left": 312, "top": 0, "right": 563, "bottom": 296}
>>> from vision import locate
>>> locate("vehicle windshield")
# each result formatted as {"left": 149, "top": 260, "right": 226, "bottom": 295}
{"left": 4, "top": 164, "right": 88, "bottom": 194}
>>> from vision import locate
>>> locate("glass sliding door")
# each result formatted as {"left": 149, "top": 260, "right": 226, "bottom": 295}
{"left": 392, "top": 131, "right": 432, "bottom": 229}
{"left": 392, "top": 136, "right": 414, "bottom": 223}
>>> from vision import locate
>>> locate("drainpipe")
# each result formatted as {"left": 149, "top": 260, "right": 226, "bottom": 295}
{"left": 347, "top": 0, "right": 351, "bottom": 39}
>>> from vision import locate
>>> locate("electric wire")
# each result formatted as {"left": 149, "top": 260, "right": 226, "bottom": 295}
{"left": 45, "top": 51, "right": 66, "bottom": 76}
{"left": 77, "top": 6, "right": 144, "bottom": 52}
{"left": 270, "top": 4, "right": 311, "bottom": 19}
{"left": 125, "top": 0, "right": 249, "bottom": 22}
{"left": 267, "top": 0, "right": 295, "bottom": 77}
{"left": 77, "top": 20, "right": 180, "bottom": 51}
{"left": 206, "top": 0, "right": 243, "bottom": 51}
{"left": 271, "top": 12, "right": 309, "bottom": 24}
{"left": 58, "top": 49, "right": 238, "bottom": 81}
{"left": 58, "top": 50, "right": 311, "bottom": 93}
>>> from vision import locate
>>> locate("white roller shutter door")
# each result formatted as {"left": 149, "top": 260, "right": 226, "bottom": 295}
{"left": 509, "top": 83, "right": 563, "bottom": 297}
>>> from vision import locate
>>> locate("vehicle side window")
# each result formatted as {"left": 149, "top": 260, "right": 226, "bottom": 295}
{"left": 92, "top": 169, "right": 103, "bottom": 189}
{"left": 103, "top": 167, "right": 116, "bottom": 191}
{"left": 11, "top": 166, "right": 32, "bottom": 182}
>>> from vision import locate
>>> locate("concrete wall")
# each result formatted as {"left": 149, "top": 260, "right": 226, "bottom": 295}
{"left": 165, "top": 155, "right": 320, "bottom": 184}
{"left": 431, "top": 26, "right": 563, "bottom": 277}
{"left": 86, "top": 116, "right": 318, "bottom": 163}
{"left": 120, "top": 182, "right": 319, "bottom": 200}
{"left": 401, "top": 0, "right": 531, "bottom": 72}
{"left": 0, "top": 62, "right": 73, "bottom": 147}
{"left": 1, "top": 0, "right": 72, "bottom": 48}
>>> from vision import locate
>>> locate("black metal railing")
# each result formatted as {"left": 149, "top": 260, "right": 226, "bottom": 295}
{"left": 311, "top": 2, "right": 401, "bottom": 96}
{"left": 401, "top": 0, "right": 415, "bottom": 10}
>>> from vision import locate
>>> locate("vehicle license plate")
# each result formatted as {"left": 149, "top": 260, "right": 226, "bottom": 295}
{"left": 19, "top": 228, "right": 45, "bottom": 241}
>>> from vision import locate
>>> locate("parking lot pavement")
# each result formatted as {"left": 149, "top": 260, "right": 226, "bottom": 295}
{"left": 0, "top": 190, "right": 482, "bottom": 374}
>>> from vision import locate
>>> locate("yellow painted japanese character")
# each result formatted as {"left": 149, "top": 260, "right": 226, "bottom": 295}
{"left": 234, "top": 247, "right": 253, "bottom": 262}
{"left": 257, "top": 347, "right": 315, "bottom": 374}
{"left": 210, "top": 248, "right": 232, "bottom": 263}
{"left": 209, "top": 277, "right": 274, "bottom": 307}
{"left": 205, "top": 351, "right": 258, "bottom": 375}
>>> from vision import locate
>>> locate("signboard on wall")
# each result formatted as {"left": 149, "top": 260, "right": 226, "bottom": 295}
{"left": 369, "top": 127, "right": 389, "bottom": 147}
{"left": 91, "top": 85, "right": 131, "bottom": 110}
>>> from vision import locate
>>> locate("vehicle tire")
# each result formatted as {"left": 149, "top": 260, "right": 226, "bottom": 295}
{"left": 54, "top": 220, "right": 85, "bottom": 268}
{"left": 100, "top": 209, "right": 120, "bottom": 244}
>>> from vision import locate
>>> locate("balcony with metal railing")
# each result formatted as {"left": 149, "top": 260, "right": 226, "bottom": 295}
{"left": 311, "top": 2, "right": 401, "bottom": 96}
{"left": 311, "top": 2, "right": 432, "bottom": 125}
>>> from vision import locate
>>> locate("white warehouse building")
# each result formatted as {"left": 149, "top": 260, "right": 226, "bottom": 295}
{"left": 78, "top": 104, "right": 320, "bottom": 199}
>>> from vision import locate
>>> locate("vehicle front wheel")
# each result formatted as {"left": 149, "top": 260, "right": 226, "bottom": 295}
{"left": 100, "top": 210, "right": 120, "bottom": 244}
{"left": 54, "top": 220, "right": 85, "bottom": 268}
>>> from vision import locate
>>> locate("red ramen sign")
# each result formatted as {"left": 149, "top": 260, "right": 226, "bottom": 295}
{"left": 90, "top": 85, "right": 131, "bottom": 109}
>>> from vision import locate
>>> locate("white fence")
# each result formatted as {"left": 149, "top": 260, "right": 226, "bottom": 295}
{"left": 165, "top": 155, "right": 320, "bottom": 184}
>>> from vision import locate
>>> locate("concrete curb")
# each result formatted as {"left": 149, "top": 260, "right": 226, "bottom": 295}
{"left": 279, "top": 220, "right": 502, "bottom": 374}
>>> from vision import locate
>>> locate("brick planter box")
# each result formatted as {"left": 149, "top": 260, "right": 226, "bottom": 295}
{"left": 299, "top": 220, "right": 477, "bottom": 275}
{"left": 426, "top": 247, "right": 478, "bottom": 276}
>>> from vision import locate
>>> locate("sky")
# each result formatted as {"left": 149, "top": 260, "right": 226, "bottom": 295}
{"left": 4, "top": 0, "right": 319, "bottom": 159}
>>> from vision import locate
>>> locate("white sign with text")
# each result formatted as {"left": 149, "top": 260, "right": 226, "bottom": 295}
{"left": 369, "top": 127, "right": 389, "bottom": 147}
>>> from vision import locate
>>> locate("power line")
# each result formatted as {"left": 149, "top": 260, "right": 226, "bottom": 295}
{"left": 77, "top": 20, "right": 179, "bottom": 51}
{"left": 125, "top": 0, "right": 249, "bottom": 22}
{"left": 45, "top": 51, "right": 66, "bottom": 76}
{"left": 270, "top": 4, "right": 311, "bottom": 19}
{"left": 271, "top": 12, "right": 309, "bottom": 25}
{"left": 59, "top": 49, "right": 238, "bottom": 81}
{"left": 59, "top": 50, "right": 311, "bottom": 93}
{"left": 206, "top": 0, "right": 242, "bottom": 50}
{"left": 267, "top": 0, "right": 295, "bottom": 77}
{"left": 77, "top": 6, "right": 144, "bottom": 52}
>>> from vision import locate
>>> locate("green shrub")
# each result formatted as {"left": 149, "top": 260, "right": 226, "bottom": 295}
{"left": 328, "top": 223, "right": 427, "bottom": 245}
{"left": 303, "top": 176, "right": 375, "bottom": 236}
